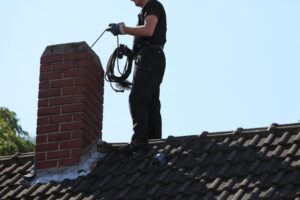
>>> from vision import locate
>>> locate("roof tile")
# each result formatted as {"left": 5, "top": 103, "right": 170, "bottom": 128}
{"left": 295, "top": 148, "right": 300, "bottom": 157}
{"left": 217, "top": 190, "right": 229, "bottom": 200}
{"left": 60, "top": 192, "right": 71, "bottom": 200}
{"left": 281, "top": 156, "right": 292, "bottom": 169}
{"left": 179, "top": 180, "right": 192, "bottom": 193}
{"left": 226, "top": 150, "right": 238, "bottom": 162}
{"left": 15, "top": 183, "right": 38, "bottom": 198}
{"left": 273, "top": 131, "right": 290, "bottom": 146}
{"left": 233, "top": 188, "right": 246, "bottom": 199}
{"left": 148, "top": 183, "right": 162, "bottom": 197}
{"left": 5, "top": 173, "right": 23, "bottom": 186}
{"left": 287, "top": 143, "right": 298, "bottom": 156}
{"left": 247, "top": 187, "right": 261, "bottom": 199}
{"left": 207, "top": 177, "right": 221, "bottom": 190}
{"left": 203, "top": 191, "right": 214, "bottom": 200}
{"left": 1, "top": 163, "right": 18, "bottom": 175}
{"left": 186, "top": 193, "right": 200, "bottom": 200}
{"left": 204, "top": 139, "right": 217, "bottom": 151}
{"left": 173, "top": 194, "right": 183, "bottom": 200}
{"left": 217, "top": 163, "right": 231, "bottom": 177}
{"left": 229, "top": 137, "right": 244, "bottom": 148}
{"left": 45, "top": 194, "right": 58, "bottom": 200}
{"left": 259, "top": 186, "right": 276, "bottom": 199}
{"left": 98, "top": 174, "right": 112, "bottom": 188}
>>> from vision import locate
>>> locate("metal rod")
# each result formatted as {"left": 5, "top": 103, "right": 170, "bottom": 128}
{"left": 91, "top": 29, "right": 107, "bottom": 48}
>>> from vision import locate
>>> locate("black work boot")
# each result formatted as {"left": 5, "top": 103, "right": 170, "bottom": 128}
{"left": 121, "top": 139, "right": 149, "bottom": 155}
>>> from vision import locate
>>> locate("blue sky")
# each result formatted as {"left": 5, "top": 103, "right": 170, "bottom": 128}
{"left": 1, "top": 1, "right": 299, "bottom": 143}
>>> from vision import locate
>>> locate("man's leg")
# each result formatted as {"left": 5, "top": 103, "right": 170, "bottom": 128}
{"left": 129, "top": 91, "right": 149, "bottom": 143}
{"left": 129, "top": 67, "right": 154, "bottom": 143}
{"left": 148, "top": 88, "right": 162, "bottom": 139}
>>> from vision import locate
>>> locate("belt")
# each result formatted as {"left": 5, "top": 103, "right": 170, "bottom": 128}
{"left": 141, "top": 44, "right": 164, "bottom": 50}
{"left": 134, "top": 44, "right": 164, "bottom": 57}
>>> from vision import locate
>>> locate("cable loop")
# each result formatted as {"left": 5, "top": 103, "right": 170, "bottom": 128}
{"left": 105, "top": 41, "right": 134, "bottom": 92}
{"left": 91, "top": 29, "right": 134, "bottom": 93}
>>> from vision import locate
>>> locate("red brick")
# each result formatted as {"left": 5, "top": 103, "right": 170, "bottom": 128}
{"left": 71, "top": 130, "right": 84, "bottom": 139}
{"left": 87, "top": 89, "right": 101, "bottom": 103}
{"left": 83, "top": 132, "right": 93, "bottom": 145}
{"left": 51, "top": 79, "right": 74, "bottom": 88}
{"left": 72, "top": 52, "right": 89, "bottom": 60}
{"left": 50, "top": 96, "right": 73, "bottom": 106}
{"left": 40, "top": 64, "right": 52, "bottom": 73}
{"left": 39, "top": 81, "right": 49, "bottom": 90}
{"left": 85, "top": 96, "right": 100, "bottom": 111}
{"left": 58, "top": 157, "right": 80, "bottom": 167}
{"left": 37, "top": 124, "right": 59, "bottom": 134}
{"left": 88, "top": 79, "right": 98, "bottom": 91}
{"left": 35, "top": 152, "right": 46, "bottom": 161}
{"left": 37, "top": 116, "right": 49, "bottom": 126}
{"left": 74, "top": 94, "right": 85, "bottom": 103}
{"left": 36, "top": 160, "right": 58, "bottom": 169}
{"left": 38, "top": 107, "right": 60, "bottom": 116}
{"left": 84, "top": 106, "right": 101, "bottom": 127}
{"left": 52, "top": 61, "right": 74, "bottom": 71}
{"left": 62, "top": 104, "right": 84, "bottom": 114}
{"left": 40, "top": 72, "right": 62, "bottom": 81}
{"left": 47, "top": 150, "right": 70, "bottom": 160}
{"left": 82, "top": 76, "right": 96, "bottom": 89}
{"left": 84, "top": 121, "right": 100, "bottom": 139}
{"left": 49, "top": 115, "right": 72, "bottom": 124}
{"left": 62, "top": 86, "right": 86, "bottom": 96}
{"left": 48, "top": 132, "right": 71, "bottom": 142}
{"left": 36, "top": 135, "right": 47, "bottom": 143}
{"left": 60, "top": 122, "right": 82, "bottom": 132}
{"left": 47, "top": 133, "right": 56, "bottom": 142}
{"left": 41, "top": 55, "right": 64, "bottom": 64}
{"left": 39, "top": 89, "right": 61, "bottom": 98}
{"left": 63, "top": 68, "right": 86, "bottom": 78}
{"left": 74, "top": 77, "right": 86, "bottom": 86}
{"left": 36, "top": 143, "right": 58, "bottom": 152}
{"left": 63, "top": 54, "right": 73, "bottom": 61}
{"left": 74, "top": 59, "right": 90, "bottom": 67}
{"left": 71, "top": 149, "right": 82, "bottom": 157}
{"left": 38, "top": 99, "right": 49, "bottom": 108}
{"left": 60, "top": 140, "right": 83, "bottom": 149}
{"left": 73, "top": 113, "right": 85, "bottom": 121}
{"left": 82, "top": 131, "right": 95, "bottom": 144}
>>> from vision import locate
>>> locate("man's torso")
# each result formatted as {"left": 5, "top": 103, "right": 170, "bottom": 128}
{"left": 133, "top": 0, "right": 167, "bottom": 54}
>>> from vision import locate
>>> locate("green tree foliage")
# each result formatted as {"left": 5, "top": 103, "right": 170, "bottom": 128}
{"left": 0, "top": 107, "right": 34, "bottom": 156}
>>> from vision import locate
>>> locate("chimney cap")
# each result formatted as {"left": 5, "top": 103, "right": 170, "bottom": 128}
{"left": 42, "top": 41, "right": 100, "bottom": 64}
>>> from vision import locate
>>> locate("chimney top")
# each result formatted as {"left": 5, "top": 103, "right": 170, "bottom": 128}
{"left": 42, "top": 41, "right": 100, "bottom": 64}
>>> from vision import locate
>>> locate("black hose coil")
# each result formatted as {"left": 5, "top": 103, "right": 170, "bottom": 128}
{"left": 105, "top": 44, "right": 134, "bottom": 92}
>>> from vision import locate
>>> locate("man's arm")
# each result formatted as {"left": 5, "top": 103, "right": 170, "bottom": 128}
{"left": 123, "top": 15, "right": 158, "bottom": 37}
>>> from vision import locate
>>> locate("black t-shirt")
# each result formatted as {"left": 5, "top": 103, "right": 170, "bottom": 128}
{"left": 133, "top": 0, "right": 167, "bottom": 51}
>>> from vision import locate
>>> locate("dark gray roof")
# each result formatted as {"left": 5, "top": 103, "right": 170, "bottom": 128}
{"left": 1, "top": 123, "right": 300, "bottom": 200}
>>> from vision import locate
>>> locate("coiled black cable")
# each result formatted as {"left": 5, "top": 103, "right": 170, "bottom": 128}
{"left": 90, "top": 30, "right": 134, "bottom": 93}
{"left": 105, "top": 38, "right": 134, "bottom": 92}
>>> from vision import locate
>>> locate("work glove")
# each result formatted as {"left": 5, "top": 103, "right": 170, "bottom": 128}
{"left": 107, "top": 22, "right": 125, "bottom": 36}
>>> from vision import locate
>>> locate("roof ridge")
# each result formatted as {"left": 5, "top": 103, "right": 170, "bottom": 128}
{"left": 0, "top": 152, "right": 34, "bottom": 164}
{"left": 165, "top": 122, "right": 300, "bottom": 143}
{"left": 103, "top": 123, "right": 300, "bottom": 146}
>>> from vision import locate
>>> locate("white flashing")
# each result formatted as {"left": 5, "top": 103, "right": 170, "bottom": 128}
{"left": 32, "top": 142, "right": 104, "bottom": 184}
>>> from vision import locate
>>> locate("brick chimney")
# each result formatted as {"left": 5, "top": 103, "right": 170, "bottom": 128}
{"left": 35, "top": 42, "right": 104, "bottom": 170}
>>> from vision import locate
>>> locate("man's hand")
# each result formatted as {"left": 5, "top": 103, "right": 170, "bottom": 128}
{"left": 107, "top": 23, "right": 125, "bottom": 36}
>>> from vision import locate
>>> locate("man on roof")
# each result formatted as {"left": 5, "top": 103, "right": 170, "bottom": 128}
{"left": 107, "top": 0, "right": 167, "bottom": 153}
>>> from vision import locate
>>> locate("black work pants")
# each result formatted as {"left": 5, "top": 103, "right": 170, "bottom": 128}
{"left": 129, "top": 47, "right": 166, "bottom": 143}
